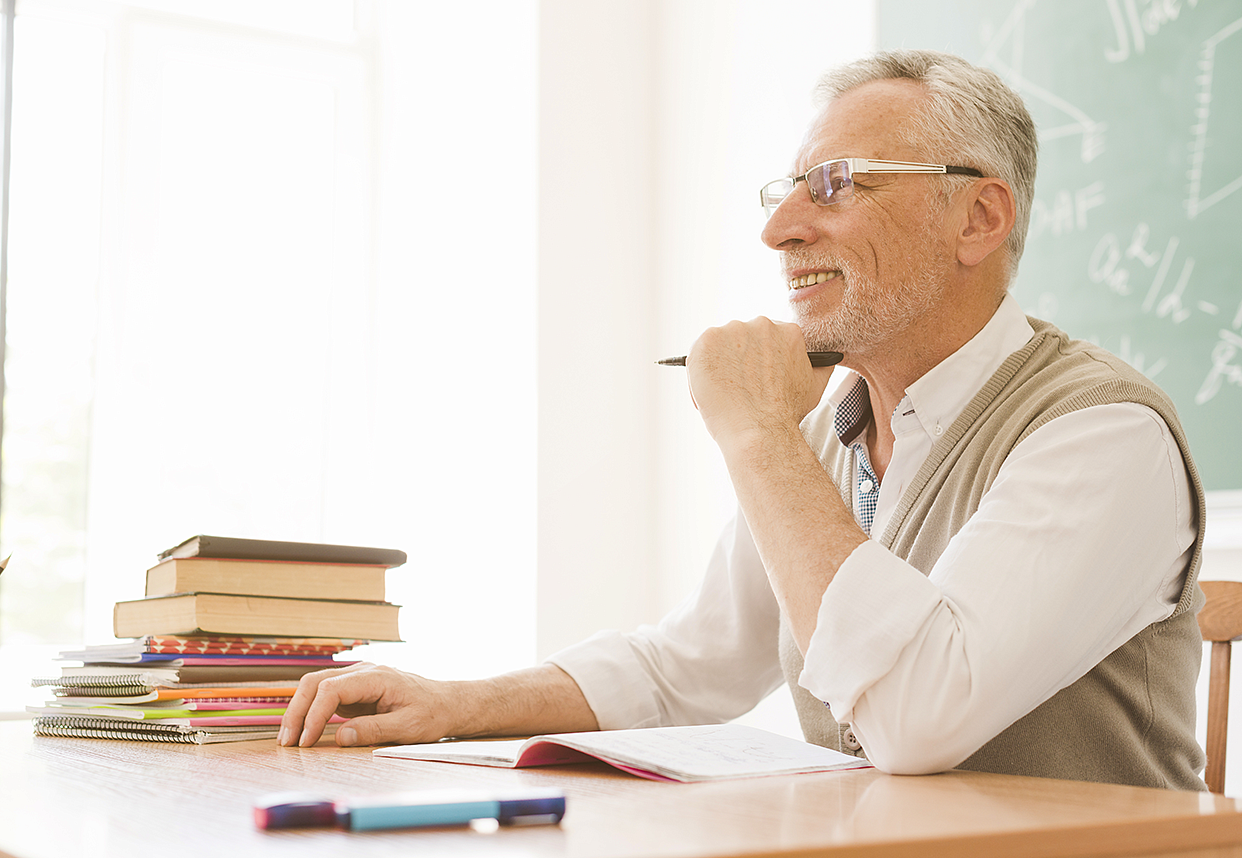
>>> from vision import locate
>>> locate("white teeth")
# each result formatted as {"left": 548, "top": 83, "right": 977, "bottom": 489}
{"left": 788, "top": 271, "right": 838, "bottom": 290}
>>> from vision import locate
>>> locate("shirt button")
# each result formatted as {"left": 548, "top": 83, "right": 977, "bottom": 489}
{"left": 860, "top": 479, "right": 875, "bottom": 494}
{"left": 843, "top": 729, "right": 862, "bottom": 751}
{"left": 934, "top": 424, "right": 944, "bottom": 436}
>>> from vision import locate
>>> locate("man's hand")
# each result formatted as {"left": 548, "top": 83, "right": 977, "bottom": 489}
{"left": 686, "top": 317, "right": 833, "bottom": 456}
{"left": 278, "top": 662, "right": 455, "bottom": 747}
{"left": 277, "top": 661, "right": 599, "bottom": 748}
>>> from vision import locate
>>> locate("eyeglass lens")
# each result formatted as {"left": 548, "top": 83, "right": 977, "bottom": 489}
{"left": 762, "top": 160, "right": 854, "bottom": 215}
{"left": 814, "top": 160, "right": 854, "bottom": 204}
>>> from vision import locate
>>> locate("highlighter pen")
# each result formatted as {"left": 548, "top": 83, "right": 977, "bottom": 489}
{"left": 254, "top": 788, "right": 566, "bottom": 832}
{"left": 656, "top": 350, "right": 844, "bottom": 367}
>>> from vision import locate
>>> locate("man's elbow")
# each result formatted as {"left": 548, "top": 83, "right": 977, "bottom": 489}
{"left": 854, "top": 725, "right": 978, "bottom": 776}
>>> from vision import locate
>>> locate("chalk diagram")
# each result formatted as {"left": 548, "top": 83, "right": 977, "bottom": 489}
{"left": 980, "top": 0, "right": 1107, "bottom": 164}
{"left": 1186, "top": 16, "right": 1242, "bottom": 219}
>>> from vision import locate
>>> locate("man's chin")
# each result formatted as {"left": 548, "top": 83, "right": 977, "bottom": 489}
{"left": 794, "top": 315, "right": 849, "bottom": 354}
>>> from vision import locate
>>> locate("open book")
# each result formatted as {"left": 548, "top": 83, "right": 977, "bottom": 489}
{"left": 373, "top": 723, "right": 871, "bottom": 783}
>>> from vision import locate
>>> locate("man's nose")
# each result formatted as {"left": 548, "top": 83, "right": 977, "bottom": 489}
{"left": 761, "top": 189, "right": 819, "bottom": 250}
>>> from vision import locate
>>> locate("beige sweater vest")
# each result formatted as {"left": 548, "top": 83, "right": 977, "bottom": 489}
{"left": 780, "top": 318, "right": 1207, "bottom": 790}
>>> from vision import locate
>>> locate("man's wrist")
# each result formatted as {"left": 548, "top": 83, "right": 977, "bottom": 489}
{"left": 717, "top": 420, "right": 807, "bottom": 475}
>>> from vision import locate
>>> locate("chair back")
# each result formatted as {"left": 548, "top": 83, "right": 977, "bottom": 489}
{"left": 1198, "top": 580, "right": 1242, "bottom": 793}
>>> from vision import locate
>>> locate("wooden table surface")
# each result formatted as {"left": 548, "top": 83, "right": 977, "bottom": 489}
{"left": 2, "top": 720, "right": 1242, "bottom": 858}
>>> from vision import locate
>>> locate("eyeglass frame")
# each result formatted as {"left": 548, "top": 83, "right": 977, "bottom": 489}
{"left": 759, "top": 158, "right": 984, "bottom": 216}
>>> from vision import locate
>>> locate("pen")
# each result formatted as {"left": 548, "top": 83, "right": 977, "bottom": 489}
{"left": 656, "top": 351, "right": 844, "bottom": 367}
{"left": 254, "top": 788, "right": 567, "bottom": 832}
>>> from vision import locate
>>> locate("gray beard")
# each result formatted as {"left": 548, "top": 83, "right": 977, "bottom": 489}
{"left": 795, "top": 264, "right": 948, "bottom": 354}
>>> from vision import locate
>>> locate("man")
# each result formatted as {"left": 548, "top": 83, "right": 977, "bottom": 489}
{"left": 280, "top": 50, "right": 1206, "bottom": 790}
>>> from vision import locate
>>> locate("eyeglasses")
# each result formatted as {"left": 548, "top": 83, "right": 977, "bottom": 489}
{"left": 759, "top": 158, "right": 983, "bottom": 217}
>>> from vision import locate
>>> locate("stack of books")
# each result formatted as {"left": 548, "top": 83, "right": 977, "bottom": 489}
{"left": 28, "top": 535, "right": 406, "bottom": 744}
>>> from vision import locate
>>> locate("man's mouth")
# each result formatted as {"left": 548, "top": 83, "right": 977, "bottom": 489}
{"left": 788, "top": 270, "right": 841, "bottom": 290}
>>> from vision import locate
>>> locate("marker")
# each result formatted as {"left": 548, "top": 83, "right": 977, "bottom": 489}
{"left": 254, "top": 788, "right": 566, "bottom": 832}
{"left": 656, "top": 351, "right": 843, "bottom": 367}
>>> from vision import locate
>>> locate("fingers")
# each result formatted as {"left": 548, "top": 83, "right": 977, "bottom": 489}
{"left": 337, "top": 708, "right": 434, "bottom": 748}
{"left": 690, "top": 317, "right": 813, "bottom": 385}
{"left": 278, "top": 663, "right": 452, "bottom": 749}
{"left": 687, "top": 317, "right": 828, "bottom": 446}
{"left": 278, "top": 662, "right": 375, "bottom": 747}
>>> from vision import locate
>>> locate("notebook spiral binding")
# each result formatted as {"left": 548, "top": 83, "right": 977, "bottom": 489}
{"left": 32, "top": 674, "right": 154, "bottom": 688}
{"left": 34, "top": 721, "right": 201, "bottom": 743}
{"left": 52, "top": 685, "right": 151, "bottom": 697}
{"left": 30, "top": 714, "right": 281, "bottom": 744}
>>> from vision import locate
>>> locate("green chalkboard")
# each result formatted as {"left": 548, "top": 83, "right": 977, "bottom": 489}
{"left": 878, "top": 1, "right": 1242, "bottom": 490}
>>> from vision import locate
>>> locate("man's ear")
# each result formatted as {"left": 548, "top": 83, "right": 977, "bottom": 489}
{"left": 956, "top": 178, "right": 1016, "bottom": 268}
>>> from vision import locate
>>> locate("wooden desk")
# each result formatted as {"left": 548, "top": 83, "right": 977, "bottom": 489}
{"left": 2, "top": 720, "right": 1241, "bottom": 858}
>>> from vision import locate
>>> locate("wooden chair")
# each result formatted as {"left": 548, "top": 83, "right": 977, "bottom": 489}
{"left": 1197, "top": 580, "right": 1242, "bottom": 793}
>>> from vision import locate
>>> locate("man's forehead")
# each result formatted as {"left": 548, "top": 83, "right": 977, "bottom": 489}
{"left": 791, "top": 79, "right": 926, "bottom": 171}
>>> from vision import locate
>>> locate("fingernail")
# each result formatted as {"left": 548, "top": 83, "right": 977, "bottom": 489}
{"left": 276, "top": 727, "right": 289, "bottom": 746}
{"left": 337, "top": 726, "right": 357, "bottom": 747}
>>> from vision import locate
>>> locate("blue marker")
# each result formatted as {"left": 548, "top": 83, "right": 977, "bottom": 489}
{"left": 254, "top": 788, "right": 566, "bottom": 832}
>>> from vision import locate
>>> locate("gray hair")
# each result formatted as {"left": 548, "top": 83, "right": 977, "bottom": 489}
{"left": 816, "top": 50, "right": 1038, "bottom": 280}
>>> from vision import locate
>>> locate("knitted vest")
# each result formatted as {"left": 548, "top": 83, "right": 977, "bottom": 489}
{"left": 779, "top": 317, "right": 1207, "bottom": 790}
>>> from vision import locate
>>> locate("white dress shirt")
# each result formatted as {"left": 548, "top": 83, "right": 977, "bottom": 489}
{"left": 548, "top": 294, "right": 1196, "bottom": 773}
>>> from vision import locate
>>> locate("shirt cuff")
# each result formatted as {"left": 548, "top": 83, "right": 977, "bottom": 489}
{"left": 545, "top": 629, "right": 667, "bottom": 731}
{"left": 799, "top": 540, "right": 943, "bottom": 721}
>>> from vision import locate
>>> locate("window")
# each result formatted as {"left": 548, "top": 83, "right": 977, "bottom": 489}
{"left": 0, "top": 0, "right": 538, "bottom": 713}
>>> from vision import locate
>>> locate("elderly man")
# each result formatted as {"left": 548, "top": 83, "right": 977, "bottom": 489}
{"left": 280, "top": 50, "right": 1205, "bottom": 790}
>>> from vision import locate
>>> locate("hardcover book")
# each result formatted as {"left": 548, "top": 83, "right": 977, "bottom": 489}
{"left": 58, "top": 636, "right": 364, "bottom": 660}
{"left": 113, "top": 592, "right": 402, "bottom": 641}
{"left": 158, "top": 535, "right": 407, "bottom": 568}
{"left": 145, "top": 557, "right": 388, "bottom": 601}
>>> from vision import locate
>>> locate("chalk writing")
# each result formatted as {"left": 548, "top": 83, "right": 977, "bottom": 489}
{"left": 1030, "top": 181, "right": 1106, "bottom": 238}
{"left": 1197, "top": 330, "right": 1242, "bottom": 405}
{"left": 1116, "top": 336, "right": 1168, "bottom": 379}
{"left": 1087, "top": 223, "right": 1198, "bottom": 325}
{"left": 981, "top": 1, "right": 1106, "bottom": 162}
{"left": 1088, "top": 233, "right": 1133, "bottom": 295}
{"left": 1186, "top": 15, "right": 1242, "bottom": 219}
{"left": 1105, "top": 0, "right": 1199, "bottom": 64}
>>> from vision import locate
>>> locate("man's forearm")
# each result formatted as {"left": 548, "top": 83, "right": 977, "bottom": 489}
{"left": 450, "top": 663, "right": 600, "bottom": 738}
{"left": 720, "top": 423, "right": 866, "bottom": 654}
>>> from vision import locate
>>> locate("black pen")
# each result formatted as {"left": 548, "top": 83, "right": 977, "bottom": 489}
{"left": 656, "top": 351, "right": 843, "bottom": 367}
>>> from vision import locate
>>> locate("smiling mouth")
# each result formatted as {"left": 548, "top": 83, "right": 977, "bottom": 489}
{"left": 788, "top": 271, "right": 841, "bottom": 290}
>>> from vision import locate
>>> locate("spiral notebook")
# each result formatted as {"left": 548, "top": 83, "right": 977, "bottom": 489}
{"left": 31, "top": 714, "right": 339, "bottom": 744}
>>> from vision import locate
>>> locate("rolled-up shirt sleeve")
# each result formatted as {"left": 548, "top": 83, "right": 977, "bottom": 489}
{"left": 547, "top": 510, "right": 786, "bottom": 731}
{"left": 799, "top": 402, "right": 1195, "bottom": 774}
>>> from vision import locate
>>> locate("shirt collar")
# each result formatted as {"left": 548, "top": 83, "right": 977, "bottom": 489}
{"left": 904, "top": 292, "right": 1034, "bottom": 439}
{"left": 828, "top": 293, "right": 1035, "bottom": 445}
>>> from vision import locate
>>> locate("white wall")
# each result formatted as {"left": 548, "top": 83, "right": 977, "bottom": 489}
{"left": 535, "top": 0, "right": 659, "bottom": 660}
{"left": 356, "top": 1, "right": 541, "bottom": 681}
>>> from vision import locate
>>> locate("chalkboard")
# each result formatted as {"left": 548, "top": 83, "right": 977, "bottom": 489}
{"left": 878, "top": 1, "right": 1242, "bottom": 491}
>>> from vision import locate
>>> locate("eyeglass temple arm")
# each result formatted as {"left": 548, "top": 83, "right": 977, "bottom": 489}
{"left": 857, "top": 159, "right": 982, "bottom": 177}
